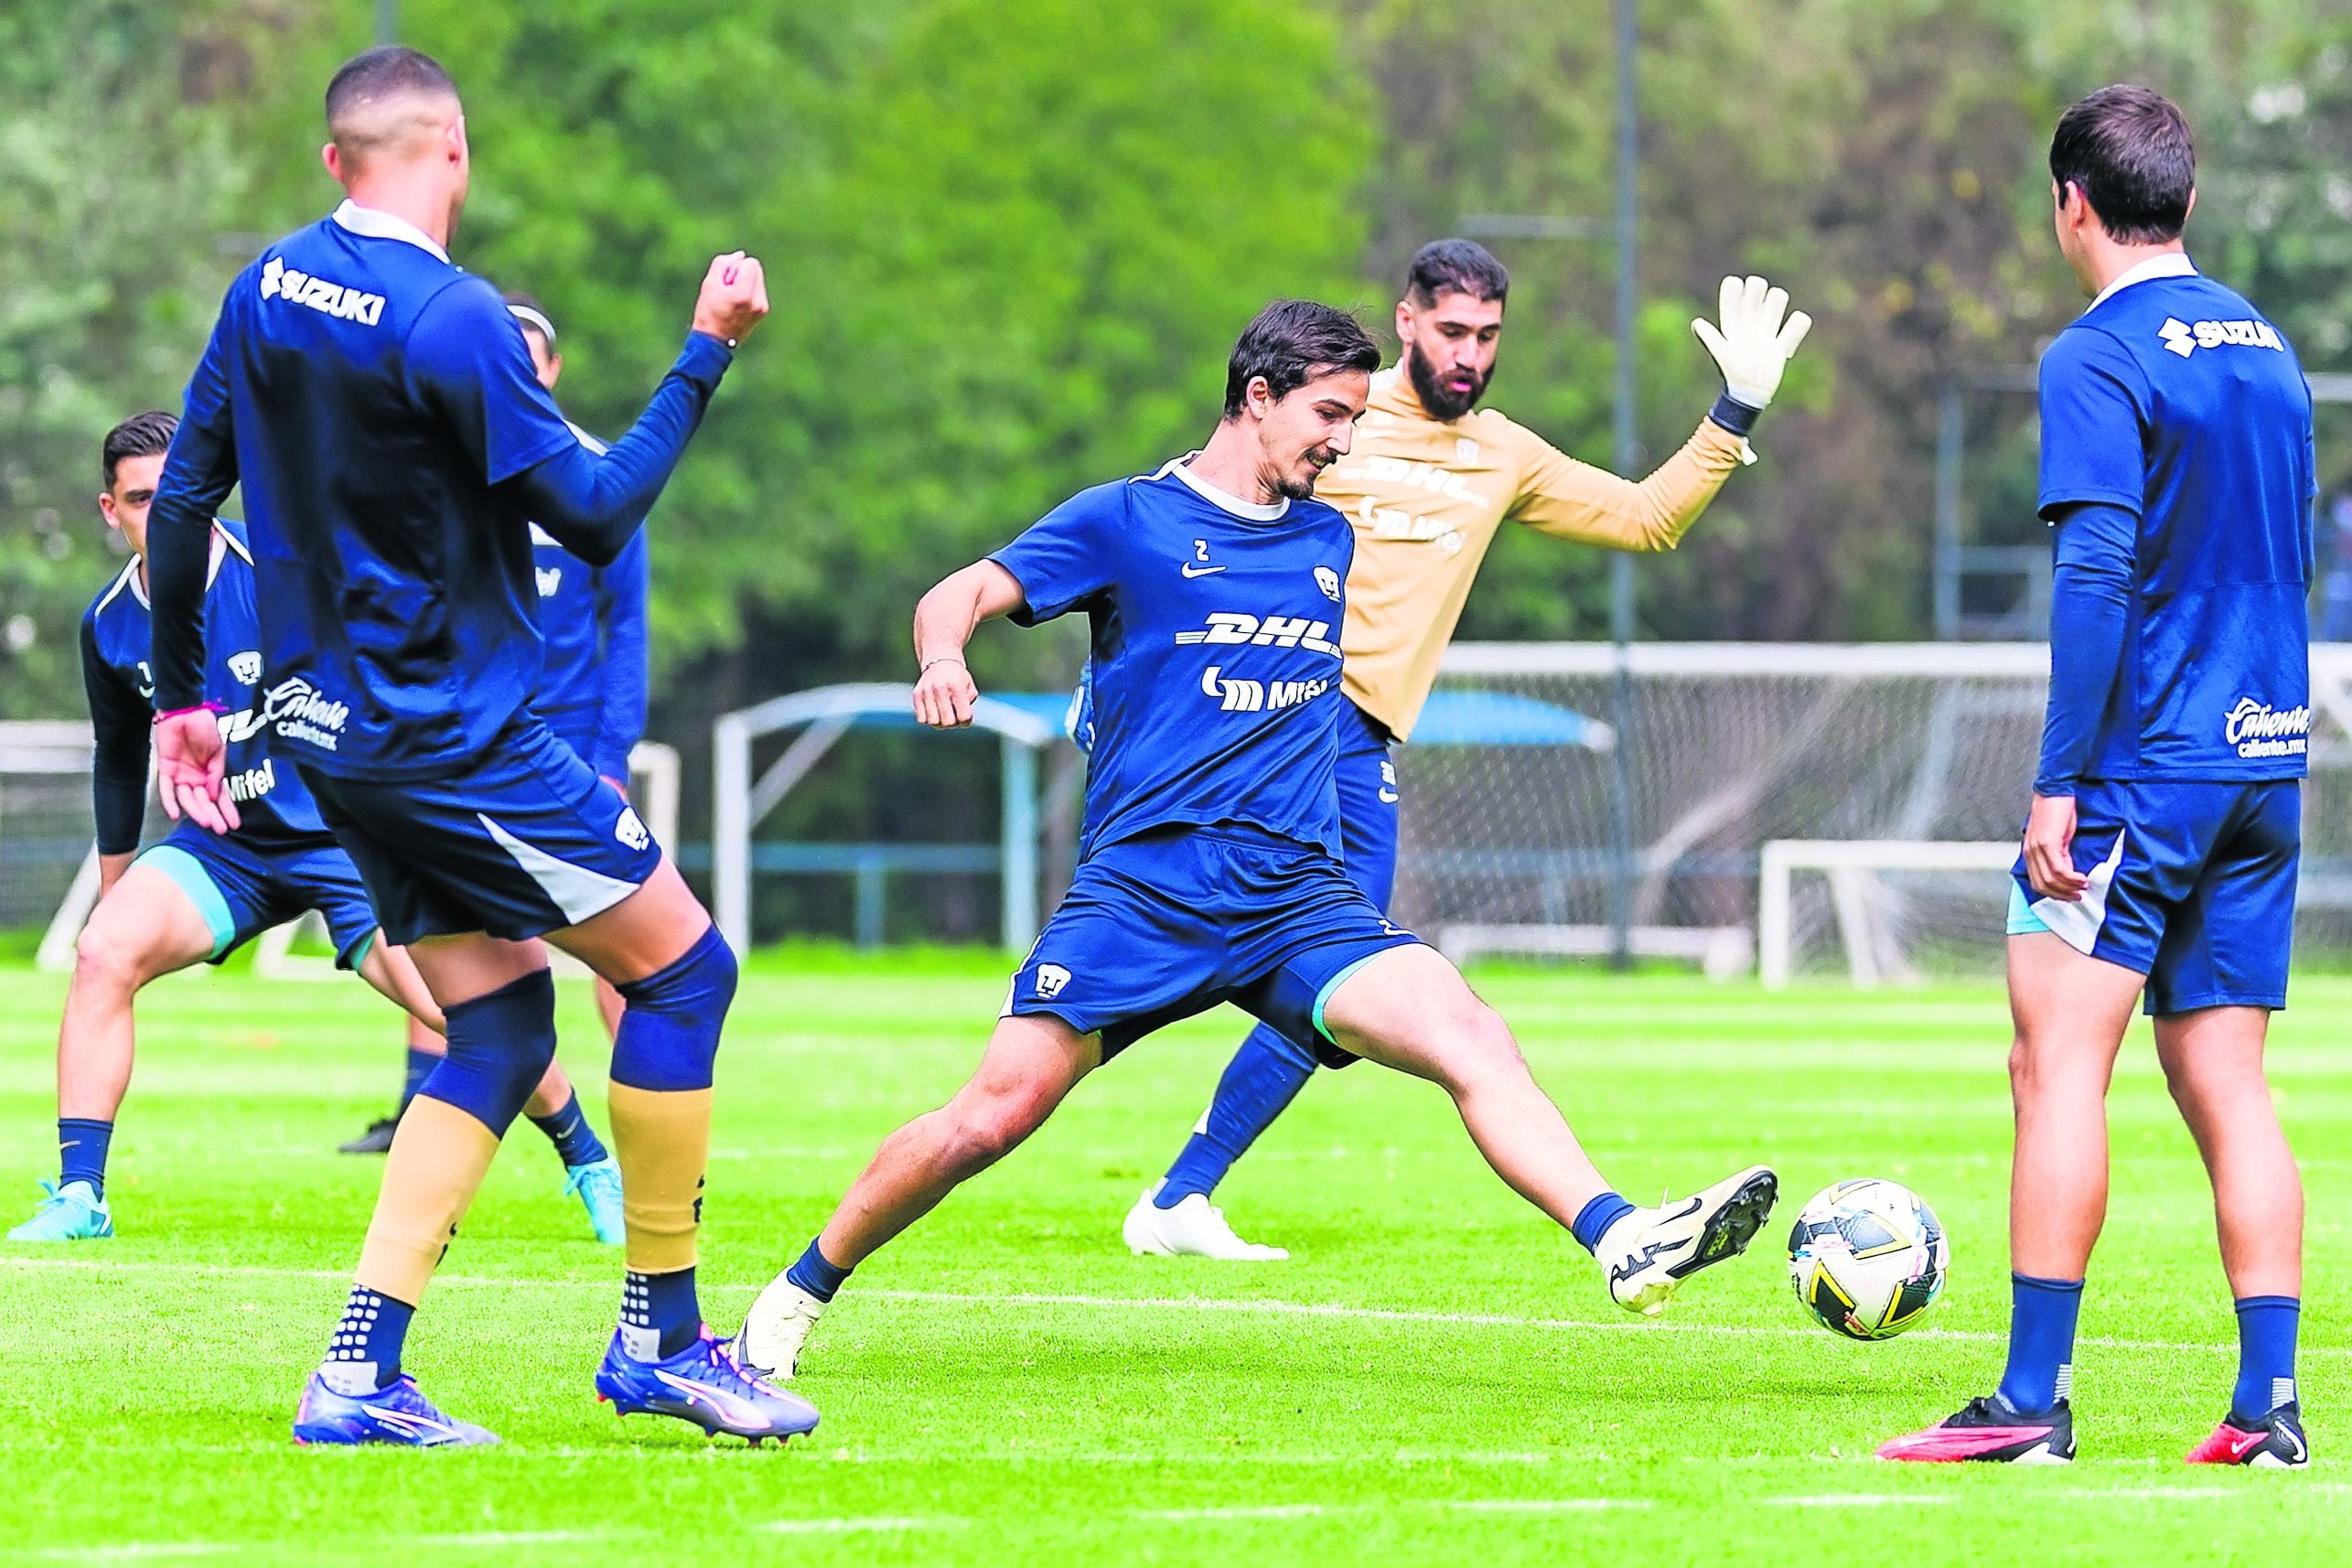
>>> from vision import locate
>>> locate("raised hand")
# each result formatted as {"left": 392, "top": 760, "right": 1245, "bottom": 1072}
{"left": 692, "top": 252, "right": 769, "bottom": 347}
{"left": 1692, "top": 274, "right": 1814, "bottom": 411}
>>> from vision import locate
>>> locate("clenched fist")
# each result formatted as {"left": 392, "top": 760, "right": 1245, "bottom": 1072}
{"left": 693, "top": 252, "right": 769, "bottom": 347}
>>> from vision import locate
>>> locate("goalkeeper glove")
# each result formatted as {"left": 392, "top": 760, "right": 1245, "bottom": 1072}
{"left": 1692, "top": 274, "right": 1812, "bottom": 434}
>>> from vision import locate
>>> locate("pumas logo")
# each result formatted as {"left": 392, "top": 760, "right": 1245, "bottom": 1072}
{"left": 1314, "top": 566, "right": 1341, "bottom": 602}
{"left": 258, "top": 255, "right": 386, "bottom": 327}
{"left": 1174, "top": 612, "right": 1341, "bottom": 657}
{"left": 536, "top": 566, "right": 563, "bottom": 598}
{"left": 1034, "top": 963, "right": 1072, "bottom": 999}
{"left": 1201, "top": 666, "right": 1327, "bottom": 713}
{"left": 261, "top": 675, "right": 350, "bottom": 752}
{"left": 614, "top": 807, "right": 651, "bottom": 853}
{"left": 227, "top": 650, "right": 263, "bottom": 684}
{"left": 2224, "top": 696, "right": 2310, "bottom": 759}
{"left": 2158, "top": 316, "right": 2285, "bottom": 358}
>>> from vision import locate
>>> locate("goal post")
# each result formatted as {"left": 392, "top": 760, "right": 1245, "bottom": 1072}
{"left": 1756, "top": 840, "right": 2015, "bottom": 990}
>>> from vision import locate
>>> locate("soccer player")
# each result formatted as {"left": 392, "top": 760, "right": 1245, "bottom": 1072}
{"left": 9, "top": 412, "right": 447, "bottom": 1243}
{"left": 736, "top": 300, "right": 1779, "bottom": 1379}
{"left": 1122, "top": 240, "right": 1812, "bottom": 1259}
{"left": 337, "top": 294, "right": 638, "bottom": 1251}
{"left": 1879, "top": 86, "right": 2314, "bottom": 1468}
{"left": 143, "top": 47, "right": 812, "bottom": 1446}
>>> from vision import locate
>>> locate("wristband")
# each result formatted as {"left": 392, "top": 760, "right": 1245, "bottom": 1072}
{"left": 154, "top": 701, "right": 225, "bottom": 725}
{"left": 1706, "top": 391, "right": 1763, "bottom": 437}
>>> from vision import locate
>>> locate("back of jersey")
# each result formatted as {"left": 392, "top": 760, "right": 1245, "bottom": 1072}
{"left": 2038, "top": 266, "right": 2315, "bottom": 780}
{"left": 195, "top": 204, "right": 577, "bottom": 779}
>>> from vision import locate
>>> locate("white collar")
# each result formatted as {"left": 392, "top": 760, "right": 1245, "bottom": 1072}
{"left": 330, "top": 199, "right": 451, "bottom": 264}
{"left": 1159, "top": 456, "right": 1291, "bottom": 521}
{"left": 2087, "top": 252, "right": 2196, "bottom": 313}
{"left": 130, "top": 526, "right": 227, "bottom": 609}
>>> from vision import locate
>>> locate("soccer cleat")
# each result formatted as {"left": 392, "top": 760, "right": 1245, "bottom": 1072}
{"left": 1876, "top": 1394, "right": 2075, "bottom": 1465}
{"left": 292, "top": 1370, "right": 499, "bottom": 1447}
{"left": 562, "top": 1157, "right": 625, "bottom": 1245}
{"left": 1122, "top": 1182, "right": 1289, "bottom": 1261}
{"left": 7, "top": 1179, "right": 113, "bottom": 1242}
{"left": 2186, "top": 1403, "right": 2309, "bottom": 1469}
{"left": 1595, "top": 1165, "right": 1777, "bottom": 1316}
{"left": 593, "top": 1326, "right": 821, "bottom": 1444}
{"left": 737, "top": 1275, "right": 828, "bottom": 1380}
{"left": 338, "top": 1116, "right": 399, "bottom": 1155}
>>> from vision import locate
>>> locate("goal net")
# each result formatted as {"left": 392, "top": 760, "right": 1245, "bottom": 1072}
{"left": 1403, "top": 643, "right": 2352, "bottom": 985}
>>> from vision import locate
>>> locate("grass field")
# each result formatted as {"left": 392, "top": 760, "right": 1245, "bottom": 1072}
{"left": 3, "top": 949, "right": 2347, "bottom": 1565}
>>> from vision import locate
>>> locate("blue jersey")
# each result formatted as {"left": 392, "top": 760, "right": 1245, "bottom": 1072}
{"left": 992, "top": 459, "right": 1356, "bottom": 860}
{"left": 80, "top": 520, "right": 329, "bottom": 852}
{"left": 156, "top": 202, "right": 652, "bottom": 779}
{"left": 531, "top": 427, "right": 650, "bottom": 779}
{"left": 2038, "top": 260, "right": 2315, "bottom": 781}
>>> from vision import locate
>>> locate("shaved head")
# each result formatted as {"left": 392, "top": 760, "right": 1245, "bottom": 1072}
{"left": 325, "top": 47, "right": 460, "bottom": 173}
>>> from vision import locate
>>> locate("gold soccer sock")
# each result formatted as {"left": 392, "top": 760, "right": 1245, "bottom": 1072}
{"left": 352, "top": 1096, "right": 502, "bottom": 1305}
{"left": 608, "top": 1083, "right": 714, "bottom": 1276}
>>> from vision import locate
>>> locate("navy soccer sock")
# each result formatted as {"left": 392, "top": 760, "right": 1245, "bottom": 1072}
{"left": 318, "top": 1285, "right": 415, "bottom": 1393}
{"left": 529, "top": 1090, "right": 610, "bottom": 1169}
{"left": 1997, "top": 1273, "right": 2084, "bottom": 1414}
{"left": 2232, "top": 1294, "right": 2299, "bottom": 1421}
{"left": 1570, "top": 1191, "right": 1638, "bottom": 1254}
{"left": 397, "top": 1047, "right": 436, "bottom": 1114}
{"left": 1158, "top": 1026, "right": 1318, "bottom": 1207}
{"left": 58, "top": 1117, "right": 113, "bottom": 1199}
{"left": 786, "top": 1236, "right": 854, "bottom": 1303}
{"left": 620, "top": 1267, "right": 702, "bottom": 1360}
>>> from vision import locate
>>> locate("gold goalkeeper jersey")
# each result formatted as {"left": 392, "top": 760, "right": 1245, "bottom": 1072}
{"left": 1326, "top": 366, "right": 1747, "bottom": 740}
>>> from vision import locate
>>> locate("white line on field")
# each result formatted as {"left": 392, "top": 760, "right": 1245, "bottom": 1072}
{"left": 0, "top": 1255, "right": 2314, "bottom": 1360}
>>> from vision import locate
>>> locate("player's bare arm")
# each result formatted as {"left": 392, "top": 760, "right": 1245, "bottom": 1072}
{"left": 910, "top": 562, "right": 1025, "bottom": 729}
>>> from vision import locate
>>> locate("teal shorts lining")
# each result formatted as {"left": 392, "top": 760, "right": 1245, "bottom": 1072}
{"left": 134, "top": 844, "right": 237, "bottom": 960}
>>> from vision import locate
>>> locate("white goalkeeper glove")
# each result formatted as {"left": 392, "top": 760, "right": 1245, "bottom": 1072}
{"left": 1692, "top": 274, "right": 1812, "bottom": 411}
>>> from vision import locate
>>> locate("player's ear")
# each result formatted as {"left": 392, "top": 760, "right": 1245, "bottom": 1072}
{"left": 1394, "top": 297, "right": 1414, "bottom": 342}
{"left": 2183, "top": 186, "right": 2197, "bottom": 222}
{"left": 322, "top": 140, "right": 342, "bottom": 183}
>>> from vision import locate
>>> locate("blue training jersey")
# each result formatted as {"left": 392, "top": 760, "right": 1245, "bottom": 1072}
{"left": 2038, "top": 260, "right": 2316, "bottom": 781}
{"left": 991, "top": 458, "right": 1356, "bottom": 860}
{"left": 531, "top": 425, "right": 650, "bottom": 780}
{"left": 80, "top": 520, "right": 330, "bottom": 852}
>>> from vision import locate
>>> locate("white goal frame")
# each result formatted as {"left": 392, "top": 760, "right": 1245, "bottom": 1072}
{"left": 1756, "top": 839, "right": 2015, "bottom": 990}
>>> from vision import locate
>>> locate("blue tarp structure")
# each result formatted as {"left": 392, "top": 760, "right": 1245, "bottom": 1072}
{"left": 982, "top": 688, "right": 1605, "bottom": 748}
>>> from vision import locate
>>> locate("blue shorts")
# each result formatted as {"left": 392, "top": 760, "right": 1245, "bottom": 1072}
{"left": 136, "top": 823, "right": 379, "bottom": 969}
{"left": 1335, "top": 698, "right": 1402, "bottom": 909}
{"left": 300, "top": 715, "right": 660, "bottom": 947}
{"left": 1006, "top": 823, "right": 1422, "bottom": 1065}
{"left": 2009, "top": 779, "right": 2300, "bottom": 1015}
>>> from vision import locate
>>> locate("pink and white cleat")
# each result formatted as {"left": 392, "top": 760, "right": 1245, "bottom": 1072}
{"left": 2186, "top": 1403, "right": 2308, "bottom": 1469}
{"left": 1877, "top": 1394, "right": 2075, "bottom": 1465}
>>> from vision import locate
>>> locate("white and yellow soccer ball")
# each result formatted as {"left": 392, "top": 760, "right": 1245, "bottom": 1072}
{"left": 1787, "top": 1178, "right": 1949, "bottom": 1341}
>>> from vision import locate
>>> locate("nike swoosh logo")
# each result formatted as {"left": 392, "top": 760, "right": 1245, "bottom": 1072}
{"left": 1180, "top": 564, "right": 1225, "bottom": 577}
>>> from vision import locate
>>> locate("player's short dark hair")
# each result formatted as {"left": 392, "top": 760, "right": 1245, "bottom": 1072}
{"left": 102, "top": 411, "right": 177, "bottom": 489}
{"left": 2049, "top": 84, "right": 2196, "bottom": 244}
{"left": 325, "top": 46, "right": 457, "bottom": 129}
{"left": 1221, "top": 300, "right": 1381, "bottom": 418}
{"left": 1404, "top": 239, "right": 1510, "bottom": 307}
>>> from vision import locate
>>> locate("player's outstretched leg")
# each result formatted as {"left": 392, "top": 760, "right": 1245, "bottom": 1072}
{"left": 1318, "top": 943, "right": 1776, "bottom": 1317}
{"left": 12, "top": 860, "right": 217, "bottom": 1242}
{"left": 555, "top": 864, "right": 816, "bottom": 1444}
{"left": 742, "top": 1015, "right": 1098, "bottom": 1379}
{"left": 2159, "top": 1007, "right": 2310, "bottom": 1468}
{"left": 1124, "top": 1023, "right": 1311, "bottom": 1262}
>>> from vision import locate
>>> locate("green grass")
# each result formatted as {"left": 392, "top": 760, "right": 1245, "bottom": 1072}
{"left": 3, "top": 953, "right": 2347, "bottom": 1564}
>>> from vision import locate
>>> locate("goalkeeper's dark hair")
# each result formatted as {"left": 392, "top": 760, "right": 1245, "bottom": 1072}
{"left": 1221, "top": 300, "right": 1381, "bottom": 419}
{"left": 326, "top": 46, "right": 457, "bottom": 128}
{"left": 2050, "top": 85, "right": 2195, "bottom": 244}
{"left": 1404, "top": 239, "right": 1510, "bottom": 306}
{"left": 102, "top": 411, "right": 177, "bottom": 489}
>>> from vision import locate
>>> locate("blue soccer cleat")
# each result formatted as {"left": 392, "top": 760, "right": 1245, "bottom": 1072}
{"left": 594, "top": 1326, "right": 821, "bottom": 1444}
{"left": 292, "top": 1369, "right": 500, "bottom": 1447}
{"left": 8, "top": 1179, "right": 113, "bottom": 1242}
{"left": 563, "top": 1157, "right": 625, "bottom": 1245}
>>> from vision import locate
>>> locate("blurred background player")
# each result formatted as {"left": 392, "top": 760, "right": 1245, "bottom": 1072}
{"left": 1879, "top": 85, "right": 2314, "bottom": 1469}
{"left": 144, "top": 46, "right": 810, "bottom": 1445}
{"left": 10, "top": 413, "right": 446, "bottom": 1242}
{"left": 1122, "top": 240, "right": 1812, "bottom": 1260}
{"left": 739, "top": 301, "right": 1778, "bottom": 1380}
{"left": 336, "top": 293, "right": 639, "bottom": 1251}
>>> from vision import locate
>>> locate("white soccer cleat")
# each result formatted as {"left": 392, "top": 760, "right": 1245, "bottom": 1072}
{"left": 736, "top": 1275, "right": 827, "bottom": 1380}
{"left": 1596, "top": 1165, "right": 1778, "bottom": 1317}
{"left": 1122, "top": 1182, "right": 1290, "bottom": 1262}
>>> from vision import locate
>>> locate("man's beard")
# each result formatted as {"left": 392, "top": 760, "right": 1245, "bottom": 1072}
{"left": 1407, "top": 343, "right": 1490, "bottom": 421}
{"left": 1277, "top": 449, "right": 1337, "bottom": 500}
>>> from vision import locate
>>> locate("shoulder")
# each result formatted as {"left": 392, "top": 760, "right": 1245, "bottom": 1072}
{"left": 211, "top": 517, "right": 253, "bottom": 564}
{"left": 412, "top": 271, "right": 513, "bottom": 337}
{"left": 87, "top": 561, "right": 139, "bottom": 626}
{"left": 2041, "top": 320, "right": 2147, "bottom": 393}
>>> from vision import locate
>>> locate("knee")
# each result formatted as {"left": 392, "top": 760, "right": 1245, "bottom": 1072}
{"left": 1434, "top": 1003, "right": 1526, "bottom": 1096}
{"left": 611, "top": 927, "right": 736, "bottom": 1092}
{"left": 941, "top": 1084, "right": 1055, "bottom": 1171}
{"left": 73, "top": 919, "right": 154, "bottom": 993}
{"left": 434, "top": 969, "right": 560, "bottom": 1129}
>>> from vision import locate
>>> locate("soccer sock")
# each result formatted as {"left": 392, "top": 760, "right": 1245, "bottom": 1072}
{"left": 397, "top": 1047, "right": 437, "bottom": 1114}
{"left": 58, "top": 1117, "right": 113, "bottom": 1199}
{"left": 1157, "top": 1026, "right": 1318, "bottom": 1207}
{"left": 607, "top": 927, "right": 736, "bottom": 1360}
{"left": 620, "top": 1267, "right": 703, "bottom": 1360}
{"left": 1570, "top": 1191, "right": 1638, "bottom": 1254}
{"left": 786, "top": 1236, "right": 854, "bottom": 1303}
{"left": 2232, "top": 1294, "right": 2299, "bottom": 1420}
{"left": 318, "top": 1284, "right": 416, "bottom": 1394}
{"left": 529, "top": 1090, "right": 611, "bottom": 1169}
{"left": 1997, "top": 1273, "right": 2084, "bottom": 1414}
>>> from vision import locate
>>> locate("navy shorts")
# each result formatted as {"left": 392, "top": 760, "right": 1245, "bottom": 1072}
{"left": 2010, "top": 779, "right": 2300, "bottom": 1015}
{"left": 301, "top": 715, "right": 660, "bottom": 946}
{"left": 1005, "top": 823, "right": 1423, "bottom": 1065}
{"left": 137, "top": 822, "right": 379, "bottom": 969}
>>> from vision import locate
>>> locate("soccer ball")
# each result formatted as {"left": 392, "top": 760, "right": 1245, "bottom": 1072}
{"left": 1787, "top": 1178, "right": 1949, "bottom": 1341}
